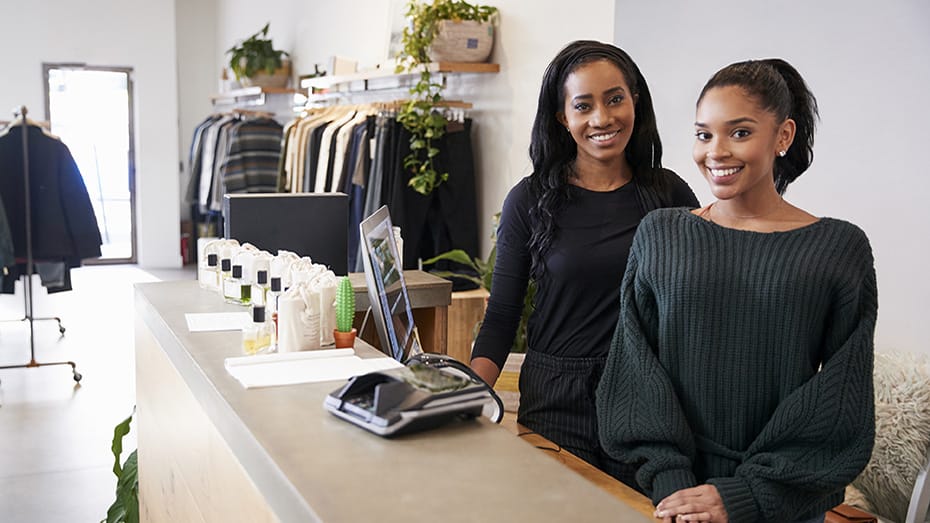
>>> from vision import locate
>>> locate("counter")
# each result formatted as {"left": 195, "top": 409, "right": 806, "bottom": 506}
{"left": 134, "top": 280, "right": 653, "bottom": 522}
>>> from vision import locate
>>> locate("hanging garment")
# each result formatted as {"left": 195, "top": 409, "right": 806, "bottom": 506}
{"left": 280, "top": 106, "right": 480, "bottom": 278}
{"left": 0, "top": 192, "right": 15, "bottom": 271}
{"left": 196, "top": 114, "right": 236, "bottom": 213}
{"left": 0, "top": 125, "right": 102, "bottom": 261}
{"left": 345, "top": 117, "right": 372, "bottom": 270}
{"left": 208, "top": 118, "right": 240, "bottom": 212}
{"left": 184, "top": 114, "right": 222, "bottom": 206}
{"left": 221, "top": 117, "right": 283, "bottom": 194}
{"left": 397, "top": 119, "right": 480, "bottom": 280}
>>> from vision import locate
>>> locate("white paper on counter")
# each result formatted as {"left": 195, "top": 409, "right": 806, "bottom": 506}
{"left": 185, "top": 312, "right": 252, "bottom": 332}
{"left": 224, "top": 349, "right": 404, "bottom": 388}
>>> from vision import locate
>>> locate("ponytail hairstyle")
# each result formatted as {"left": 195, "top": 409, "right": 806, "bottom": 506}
{"left": 697, "top": 58, "right": 819, "bottom": 194}
{"left": 527, "top": 40, "right": 663, "bottom": 278}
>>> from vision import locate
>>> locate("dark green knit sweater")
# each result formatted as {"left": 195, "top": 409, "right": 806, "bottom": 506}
{"left": 596, "top": 208, "right": 878, "bottom": 522}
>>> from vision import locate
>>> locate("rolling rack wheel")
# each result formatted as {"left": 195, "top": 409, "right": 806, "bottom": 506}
{"left": 73, "top": 371, "right": 82, "bottom": 383}
{"left": 47, "top": 316, "right": 65, "bottom": 335}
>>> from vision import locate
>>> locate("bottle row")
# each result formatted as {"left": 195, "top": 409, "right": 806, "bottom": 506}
{"left": 197, "top": 238, "right": 341, "bottom": 356}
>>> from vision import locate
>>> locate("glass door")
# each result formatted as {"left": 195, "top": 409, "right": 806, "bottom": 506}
{"left": 44, "top": 64, "right": 136, "bottom": 263}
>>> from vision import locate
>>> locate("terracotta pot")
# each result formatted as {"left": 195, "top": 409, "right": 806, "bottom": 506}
{"left": 333, "top": 327, "right": 357, "bottom": 349}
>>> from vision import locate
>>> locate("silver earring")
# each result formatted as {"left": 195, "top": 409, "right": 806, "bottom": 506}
{"left": 777, "top": 150, "right": 787, "bottom": 157}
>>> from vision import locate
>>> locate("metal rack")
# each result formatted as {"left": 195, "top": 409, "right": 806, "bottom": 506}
{"left": 300, "top": 61, "right": 499, "bottom": 107}
{"left": 0, "top": 106, "right": 81, "bottom": 384}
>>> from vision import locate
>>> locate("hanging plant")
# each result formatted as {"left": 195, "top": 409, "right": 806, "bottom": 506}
{"left": 395, "top": 0, "right": 498, "bottom": 195}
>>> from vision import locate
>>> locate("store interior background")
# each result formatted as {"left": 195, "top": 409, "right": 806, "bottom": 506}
{"left": 0, "top": 0, "right": 926, "bottom": 365}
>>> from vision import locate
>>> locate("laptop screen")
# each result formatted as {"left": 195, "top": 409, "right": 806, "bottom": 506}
{"left": 358, "top": 206, "right": 421, "bottom": 362}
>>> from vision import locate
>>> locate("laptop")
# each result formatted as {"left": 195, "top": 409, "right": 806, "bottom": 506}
{"left": 323, "top": 206, "right": 501, "bottom": 437}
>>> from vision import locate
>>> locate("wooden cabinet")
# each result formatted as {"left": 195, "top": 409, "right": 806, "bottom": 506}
{"left": 446, "top": 287, "right": 488, "bottom": 363}
{"left": 348, "top": 270, "right": 451, "bottom": 355}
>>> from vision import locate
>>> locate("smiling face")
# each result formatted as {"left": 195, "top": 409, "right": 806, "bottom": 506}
{"left": 693, "top": 85, "right": 795, "bottom": 202}
{"left": 557, "top": 59, "right": 636, "bottom": 174}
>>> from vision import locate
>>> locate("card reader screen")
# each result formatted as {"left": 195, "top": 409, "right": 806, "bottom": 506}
{"left": 400, "top": 363, "right": 472, "bottom": 394}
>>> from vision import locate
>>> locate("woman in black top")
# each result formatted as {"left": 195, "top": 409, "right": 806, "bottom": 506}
{"left": 470, "top": 40, "right": 698, "bottom": 486}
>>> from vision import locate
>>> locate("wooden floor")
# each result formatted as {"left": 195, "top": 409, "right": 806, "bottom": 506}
{"left": 0, "top": 264, "right": 194, "bottom": 523}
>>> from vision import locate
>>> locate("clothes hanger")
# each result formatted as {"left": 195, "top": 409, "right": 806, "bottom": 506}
{"left": 0, "top": 114, "right": 59, "bottom": 140}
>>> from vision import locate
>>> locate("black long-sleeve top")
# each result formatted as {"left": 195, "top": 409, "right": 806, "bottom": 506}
{"left": 472, "top": 171, "right": 698, "bottom": 370}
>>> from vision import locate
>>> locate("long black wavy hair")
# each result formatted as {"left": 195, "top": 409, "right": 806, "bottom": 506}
{"left": 527, "top": 40, "right": 664, "bottom": 279}
{"left": 697, "top": 58, "right": 819, "bottom": 195}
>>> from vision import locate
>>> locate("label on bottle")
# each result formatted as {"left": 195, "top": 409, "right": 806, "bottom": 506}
{"left": 199, "top": 267, "right": 219, "bottom": 291}
{"left": 251, "top": 284, "right": 266, "bottom": 306}
{"left": 223, "top": 279, "right": 239, "bottom": 301}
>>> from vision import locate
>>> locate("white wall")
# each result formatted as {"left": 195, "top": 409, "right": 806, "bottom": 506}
{"left": 176, "top": 0, "right": 219, "bottom": 223}
{"left": 615, "top": 0, "right": 930, "bottom": 355}
{"left": 0, "top": 0, "right": 182, "bottom": 268}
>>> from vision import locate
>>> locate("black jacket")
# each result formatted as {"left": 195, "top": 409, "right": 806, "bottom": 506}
{"left": 0, "top": 125, "right": 102, "bottom": 260}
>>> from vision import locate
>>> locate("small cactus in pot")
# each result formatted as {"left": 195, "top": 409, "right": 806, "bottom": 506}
{"left": 333, "top": 276, "right": 357, "bottom": 348}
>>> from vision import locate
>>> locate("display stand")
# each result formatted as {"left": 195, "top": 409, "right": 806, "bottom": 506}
{"left": 0, "top": 106, "right": 80, "bottom": 384}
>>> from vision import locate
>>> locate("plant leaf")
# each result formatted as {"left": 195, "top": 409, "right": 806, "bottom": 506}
{"left": 106, "top": 450, "right": 139, "bottom": 523}
{"left": 110, "top": 411, "right": 134, "bottom": 477}
{"left": 426, "top": 270, "right": 485, "bottom": 288}
{"left": 421, "top": 249, "right": 478, "bottom": 270}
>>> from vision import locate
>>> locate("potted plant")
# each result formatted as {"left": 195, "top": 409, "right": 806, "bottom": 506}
{"left": 226, "top": 22, "right": 290, "bottom": 88}
{"left": 102, "top": 410, "right": 138, "bottom": 523}
{"left": 395, "top": 0, "right": 498, "bottom": 195}
{"left": 333, "top": 276, "right": 357, "bottom": 348}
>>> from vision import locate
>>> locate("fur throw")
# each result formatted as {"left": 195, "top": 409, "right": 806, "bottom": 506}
{"left": 852, "top": 350, "right": 930, "bottom": 523}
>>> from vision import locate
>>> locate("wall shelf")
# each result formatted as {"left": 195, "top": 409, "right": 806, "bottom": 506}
{"left": 300, "top": 62, "right": 500, "bottom": 93}
{"left": 210, "top": 86, "right": 306, "bottom": 107}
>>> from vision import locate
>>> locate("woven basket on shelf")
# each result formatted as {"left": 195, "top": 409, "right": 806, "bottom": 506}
{"left": 428, "top": 20, "right": 494, "bottom": 63}
{"left": 241, "top": 60, "right": 291, "bottom": 89}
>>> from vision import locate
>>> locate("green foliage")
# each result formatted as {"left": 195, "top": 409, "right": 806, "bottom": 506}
{"left": 422, "top": 213, "right": 534, "bottom": 353}
{"left": 226, "top": 22, "right": 289, "bottom": 81}
{"left": 102, "top": 411, "right": 138, "bottom": 523}
{"left": 335, "top": 276, "right": 356, "bottom": 333}
{"left": 395, "top": 0, "right": 498, "bottom": 195}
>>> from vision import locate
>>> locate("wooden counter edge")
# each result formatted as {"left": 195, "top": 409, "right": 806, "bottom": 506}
{"left": 501, "top": 414, "right": 656, "bottom": 520}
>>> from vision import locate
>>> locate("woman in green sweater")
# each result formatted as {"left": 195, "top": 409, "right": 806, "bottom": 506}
{"left": 596, "top": 58, "right": 877, "bottom": 523}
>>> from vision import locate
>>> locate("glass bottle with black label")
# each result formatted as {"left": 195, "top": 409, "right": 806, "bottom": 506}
{"left": 252, "top": 270, "right": 269, "bottom": 307}
{"left": 242, "top": 305, "right": 273, "bottom": 355}
{"left": 199, "top": 253, "right": 220, "bottom": 291}
{"left": 218, "top": 258, "right": 232, "bottom": 297}
{"left": 224, "top": 264, "right": 251, "bottom": 305}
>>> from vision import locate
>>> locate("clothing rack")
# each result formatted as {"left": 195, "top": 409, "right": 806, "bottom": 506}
{"left": 0, "top": 106, "right": 81, "bottom": 384}
{"left": 230, "top": 107, "right": 276, "bottom": 118}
